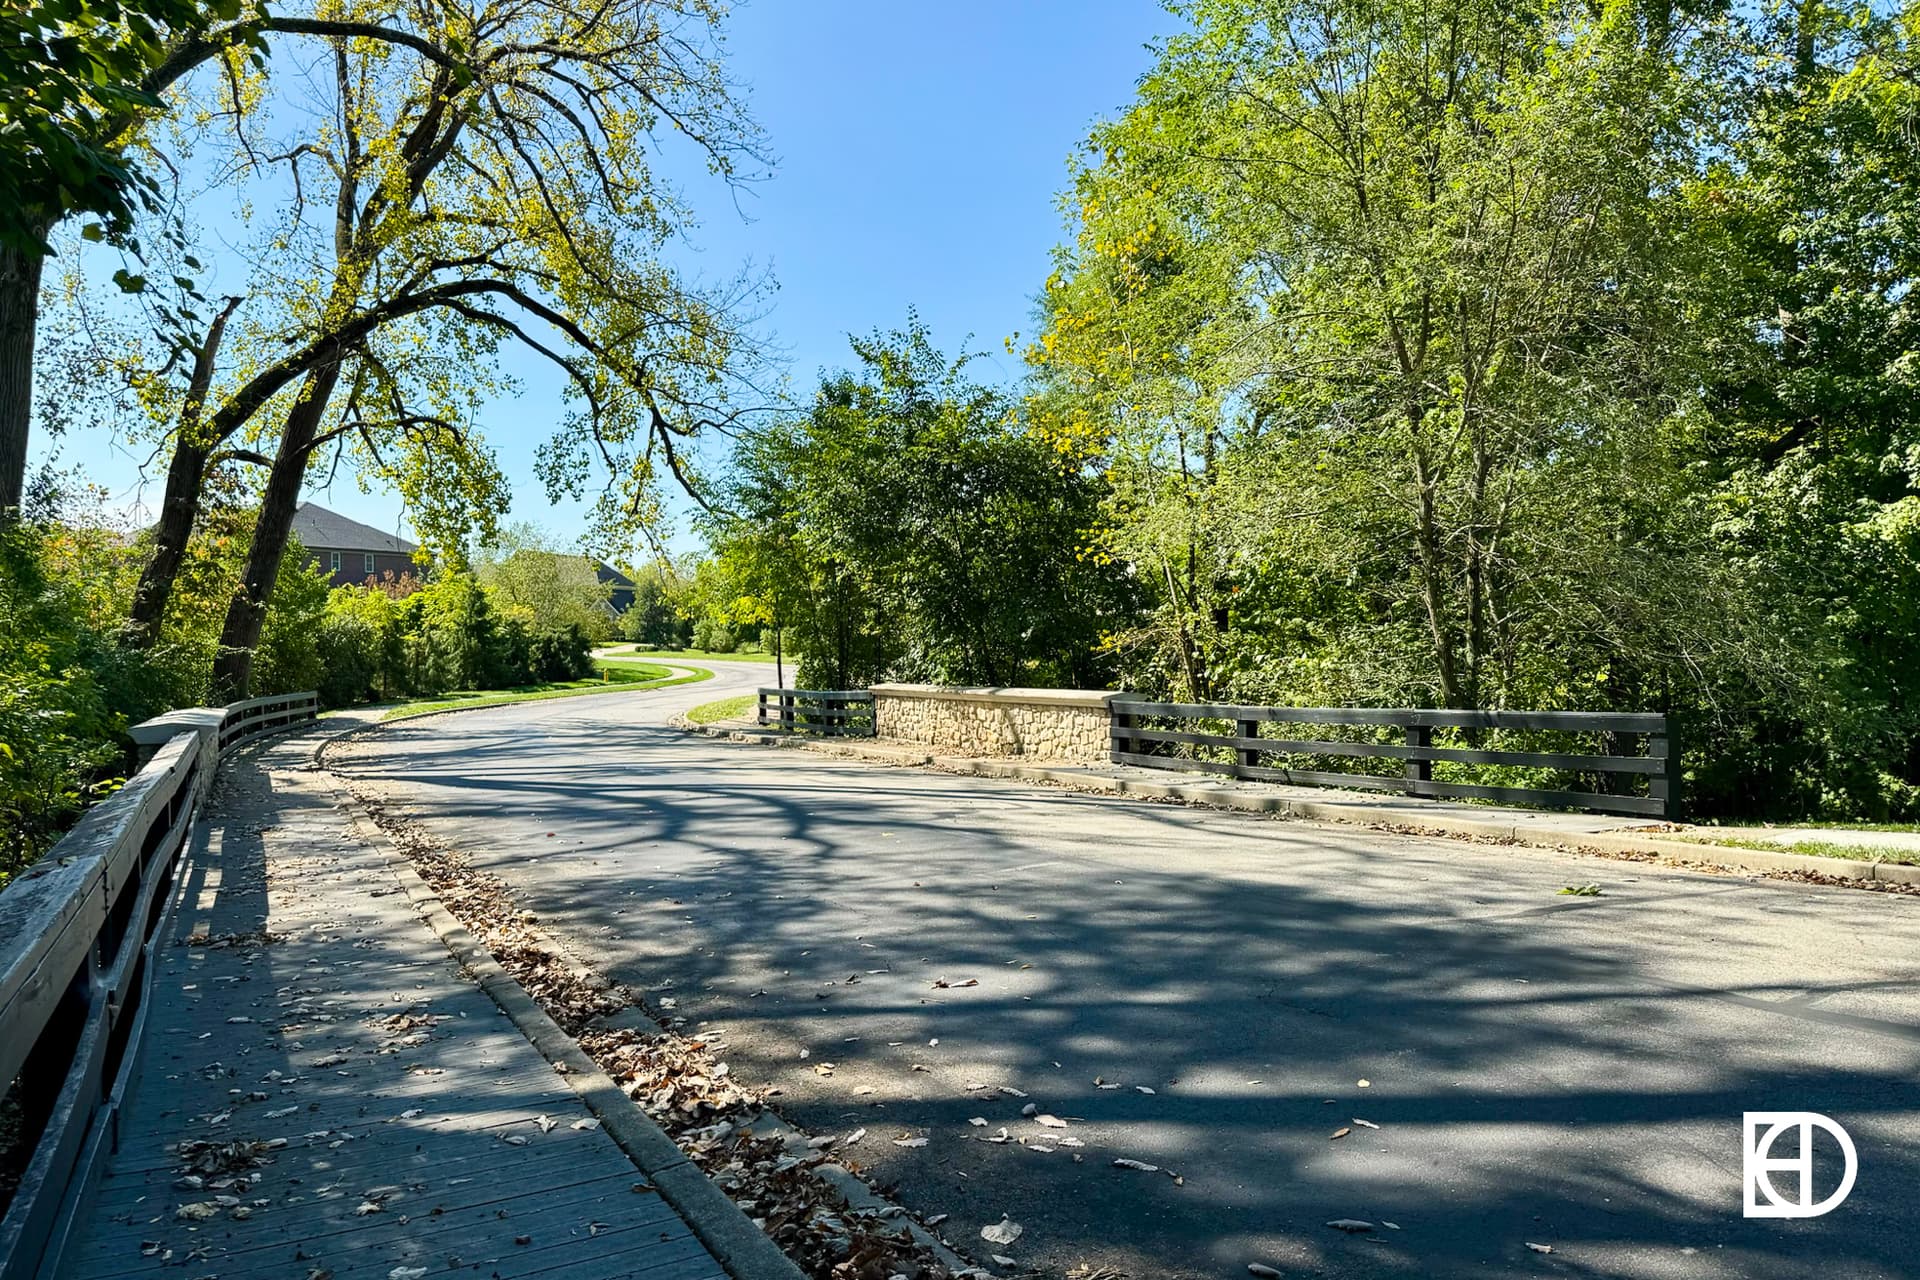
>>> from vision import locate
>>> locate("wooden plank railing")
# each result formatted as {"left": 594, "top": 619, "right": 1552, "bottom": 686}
{"left": 756, "top": 688, "right": 875, "bottom": 738}
{"left": 0, "top": 691, "right": 317, "bottom": 1280}
{"left": 215, "top": 691, "right": 319, "bottom": 753}
{"left": 1110, "top": 701, "right": 1676, "bottom": 819}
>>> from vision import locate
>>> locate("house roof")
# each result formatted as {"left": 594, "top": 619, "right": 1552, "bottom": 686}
{"left": 291, "top": 502, "right": 417, "bottom": 555}
{"left": 596, "top": 562, "right": 636, "bottom": 589}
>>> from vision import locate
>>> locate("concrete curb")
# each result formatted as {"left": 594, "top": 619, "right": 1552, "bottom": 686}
{"left": 681, "top": 725, "right": 1920, "bottom": 889}
{"left": 309, "top": 727, "right": 806, "bottom": 1280}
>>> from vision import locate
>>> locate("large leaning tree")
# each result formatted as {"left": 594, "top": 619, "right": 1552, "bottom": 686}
{"left": 88, "top": 0, "right": 770, "bottom": 696}
{"left": 0, "top": 0, "right": 526, "bottom": 511}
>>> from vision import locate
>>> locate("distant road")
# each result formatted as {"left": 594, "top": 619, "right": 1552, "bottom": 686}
{"left": 331, "top": 682, "right": 1920, "bottom": 1280}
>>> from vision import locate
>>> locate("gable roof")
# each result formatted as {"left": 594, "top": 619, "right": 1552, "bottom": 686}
{"left": 596, "top": 562, "right": 636, "bottom": 589}
{"left": 291, "top": 502, "right": 418, "bottom": 555}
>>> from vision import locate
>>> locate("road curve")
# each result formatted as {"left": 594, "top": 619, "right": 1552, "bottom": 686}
{"left": 329, "top": 684, "right": 1920, "bottom": 1280}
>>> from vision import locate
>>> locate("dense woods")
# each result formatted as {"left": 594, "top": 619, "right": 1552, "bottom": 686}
{"left": 721, "top": 0, "right": 1920, "bottom": 820}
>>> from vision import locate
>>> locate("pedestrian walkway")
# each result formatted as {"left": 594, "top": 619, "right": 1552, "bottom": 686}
{"left": 60, "top": 718, "right": 729, "bottom": 1280}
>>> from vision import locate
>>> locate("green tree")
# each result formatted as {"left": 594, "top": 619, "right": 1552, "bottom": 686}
{"left": 1677, "top": 0, "right": 1920, "bottom": 815}
{"left": 721, "top": 322, "right": 1129, "bottom": 688}
{"left": 1033, "top": 0, "right": 1721, "bottom": 709}
{"left": 476, "top": 524, "right": 614, "bottom": 641}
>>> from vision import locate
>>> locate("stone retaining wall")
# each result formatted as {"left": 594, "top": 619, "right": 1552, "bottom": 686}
{"left": 870, "top": 684, "right": 1117, "bottom": 762}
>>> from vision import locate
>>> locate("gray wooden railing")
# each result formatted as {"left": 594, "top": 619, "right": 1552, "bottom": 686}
{"left": 0, "top": 690, "right": 317, "bottom": 1280}
{"left": 1111, "top": 701, "right": 1676, "bottom": 819}
{"left": 756, "top": 688, "right": 876, "bottom": 738}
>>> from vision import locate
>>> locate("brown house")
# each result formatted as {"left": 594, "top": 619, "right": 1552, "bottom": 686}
{"left": 292, "top": 502, "right": 419, "bottom": 588}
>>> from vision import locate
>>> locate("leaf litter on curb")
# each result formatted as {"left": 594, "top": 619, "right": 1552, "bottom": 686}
{"left": 337, "top": 781, "right": 975, "bottom": 1280}
{"left": 981, "top": 1217, "right": 1023, "bottom": 1246}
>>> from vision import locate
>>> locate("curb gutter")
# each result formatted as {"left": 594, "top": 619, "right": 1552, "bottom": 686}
{"left": 683, "top": 725, "right": 1920, "bottom": 889}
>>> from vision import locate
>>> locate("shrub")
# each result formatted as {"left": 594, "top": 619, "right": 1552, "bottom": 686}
{"left": 314, "top": 613, "right": 381, "bottom": 707}
{"left": 253, "top": 538, "right": 330, "bottom": 696}
{"left": 690, "top": 617, "right": 735, "bottom": 653}
{"left": 530, "top": 623, "right": 592, "bottom": 682}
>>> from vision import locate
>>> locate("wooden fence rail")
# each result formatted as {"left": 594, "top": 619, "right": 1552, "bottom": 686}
{"left": 756, "top": 688, "right": 876, "bottom": 738}
{"left": 1110, "top": 700, "right": 1675, "bottom": 819}
{"left": 0, "top": 690, "right": 317, "bottom": 1280}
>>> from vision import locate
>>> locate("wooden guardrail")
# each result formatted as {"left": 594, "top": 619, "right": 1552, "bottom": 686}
{"left": 215, "top": 691, "right": 319, "bottom": 752}
{"left": 1110, "top": 701, "right": 1675, "bottom": 819}
{"left": 0, "top": 690, "right": 317, "bottom": 1280}
{"left": 756, "top": 688, "right": 876, "bottom": 738}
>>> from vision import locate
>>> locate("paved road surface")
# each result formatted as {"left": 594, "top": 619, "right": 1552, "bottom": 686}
{"left": 331, "top": 671, "right": 1920, "bottom": 1280}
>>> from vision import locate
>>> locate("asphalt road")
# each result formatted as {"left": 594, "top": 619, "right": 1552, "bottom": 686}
{"left": 330, "top": 670, "right": 1920, "bottom": 1280}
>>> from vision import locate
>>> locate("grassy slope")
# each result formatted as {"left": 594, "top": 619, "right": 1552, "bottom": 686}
{"left": 686, "top": 693, "right": 755, "bottom": 724}
{"left": 319, "top": 660, "right": 712, "bottom": 722}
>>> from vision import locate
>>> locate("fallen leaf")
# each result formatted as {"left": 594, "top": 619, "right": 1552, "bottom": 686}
{"left": 502, "top": 1135, "right": 530, "bottom": 1146}
{"left": 969, "top": 1117, "right": 988, "bottom": 1127}
{"left": 1136, "top": 1086, "right": 1156, "bottom": 1094}
{"left": 1380, "top": 1221, "right": 1401, "bottom": 1229}
{"left": 1526, "top": 1242, "right": 1553, "bottom": 1254}
{"left": 1035, "top": 1114, "right": 1067, "bottom": 1129}
{"left": 354, "top": 1200, "right": 384, "bottom": 1216}
{"left": 1356, "top": 1079, "right": 1371, "bottom": 1088}
{"left": 925, "top": 1213, "right": 948, "bottom": 1226}
{"left": 1330, "top": 1127, "right": 1351, "bottom": 1140}
{"left": 535, "top": 1115, "right": 557, "bottom": 1133}
{"left": 893, "top": 1137, "right": 929, "bottom": 1148}
{"left": 1352, "top": 1118, "right": 1379, "bottom": 1129}
{"left": 1327, "top": 1218, "right": 1373, "bottom": 1232}
{"left": 1113, "top": 1159, "right": 1159, "bottom": 1172}
{"left": 175, "top": 1202, "right": 220, "bottom": 1221}
{"left": 398, "top": 1109, "right": 423, "bottom": 1120}
{"left": 993, "top": 1256, "right": 1018, "bottom": 1267}
{"left": 1248, "top": 1266, "right": 1282, "bottom": 1279}
{"left": 571, "top": 1118, "right": 601, "bottom": 1131}
{"left": 981, "top": 1217, "right": 1023, "bottom": 1246}
{"left": 843, "top": 1127, "right": 867, "bottom": 1144}
{"left": 389, "top": 1269, "right": 430, "bottom": 1280}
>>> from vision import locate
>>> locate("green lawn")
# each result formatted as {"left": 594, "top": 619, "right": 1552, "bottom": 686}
{"left": 1672, "top": 834, "right": 1920, "bottom": 866}
{"left": 686, "top": 693, "right": 755, "bottom": 724}
{"left": 329, "top": 660, "right": 713, "bottom": 722}
{"left": 609, "top": 646, "right": 779, "bottom": 664}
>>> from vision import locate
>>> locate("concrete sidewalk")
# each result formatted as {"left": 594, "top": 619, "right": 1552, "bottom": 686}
{"left": 689, "top": 722, "right": 1920, "bottom": 887}
{"left": 58, "top": 718, "right": 746, "bottom": 1280}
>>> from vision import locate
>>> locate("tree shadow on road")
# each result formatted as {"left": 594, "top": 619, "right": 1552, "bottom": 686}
{"left": 331, "top": 718, "right": 1920, "bottom": 1280}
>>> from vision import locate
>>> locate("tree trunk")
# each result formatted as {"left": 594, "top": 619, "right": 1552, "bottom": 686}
{"left": 211, "top": 362, "right": 342, "bottom": 700}
{"left": 125, "top": 436, "right": 213, "bottom": 645}
{"left": 0, "top": 240, "right": 47, "bottom": 516}
{"left": 125, "top": 297, "right": 244, "bottom": 646}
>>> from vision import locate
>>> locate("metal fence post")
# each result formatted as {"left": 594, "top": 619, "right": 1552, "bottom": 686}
{"left": 1237, "top": 718, "right": 1259, "bottom": 771}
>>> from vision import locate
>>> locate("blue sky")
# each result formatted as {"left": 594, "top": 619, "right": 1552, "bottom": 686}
{"left": 46, "top": 0, "right": 1173, "bottom": 557}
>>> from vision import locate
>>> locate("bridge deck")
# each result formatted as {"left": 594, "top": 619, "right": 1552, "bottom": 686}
{"left": 59, "top": 721, "right": 726, "bottom": 1280}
